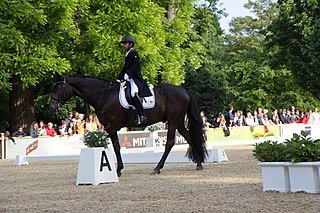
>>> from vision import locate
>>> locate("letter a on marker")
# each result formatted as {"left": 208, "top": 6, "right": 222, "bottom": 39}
{"left": 100, "top": 150, "right": 112, "bottom": 172}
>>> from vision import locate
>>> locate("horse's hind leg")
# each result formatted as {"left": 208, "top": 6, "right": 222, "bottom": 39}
{"left": 152, "top": 122, "right": 177, "bottom": 175}
{"left": 177, "top": 122, "right": 203, "bottom": 170}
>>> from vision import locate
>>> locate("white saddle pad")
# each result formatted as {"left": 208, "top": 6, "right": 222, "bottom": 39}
{"left": 119, "top": 82, "right": 155, "bottom": 109}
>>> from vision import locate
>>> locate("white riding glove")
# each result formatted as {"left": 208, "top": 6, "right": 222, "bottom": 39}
{"left": 124, "top": 73, "right": 129, "bottom": 81}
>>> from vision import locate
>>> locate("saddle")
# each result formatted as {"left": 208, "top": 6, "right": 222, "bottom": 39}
{"left": 119, "top": 81, "right": 155, "bottom": 109}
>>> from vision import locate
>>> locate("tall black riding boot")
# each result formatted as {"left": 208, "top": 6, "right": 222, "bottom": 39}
{"left": 132, "top": 94, "right": 147, "bottom": 125}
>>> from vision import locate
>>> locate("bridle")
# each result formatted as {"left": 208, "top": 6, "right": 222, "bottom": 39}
{"left": 51, "top": 78, "right": 71, "bottom": 111}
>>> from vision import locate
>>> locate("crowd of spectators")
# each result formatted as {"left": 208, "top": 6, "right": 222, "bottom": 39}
{"left": 202, "top": 105, "right": 320, "bottom": 129}
{"left": 8, "top": 111, "right": 103, "bottom": 139}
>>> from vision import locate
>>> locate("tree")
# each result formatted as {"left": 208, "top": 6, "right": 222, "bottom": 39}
{"left": 0, "top": 0, "right": 79, "bottom": 131}
{"left": 183, "top": 0, "right": 228, "bottom": 115}
{"left": 266, "top": 0, "right": 320, "bottom": 99}
{"left": 1, "top": 0, "right": 205, "bottom": 130}
{"left": 223, "top": 0, "right": 320, "bottom": 112}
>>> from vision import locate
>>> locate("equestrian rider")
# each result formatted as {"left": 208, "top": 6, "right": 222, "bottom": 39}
{"left": 116, "top": 35, "right": 148, "bottom": 125}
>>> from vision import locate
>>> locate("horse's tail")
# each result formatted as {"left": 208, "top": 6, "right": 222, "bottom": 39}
{"left": 186, "top": 92, "right": 208, "bottom": 163}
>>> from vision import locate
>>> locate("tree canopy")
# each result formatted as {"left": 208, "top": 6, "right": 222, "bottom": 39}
{"left": 1, "top": 0, "right": 320, "bottom": 131}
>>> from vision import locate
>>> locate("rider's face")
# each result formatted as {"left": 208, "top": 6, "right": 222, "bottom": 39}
{"left": 122, "top": 42, "right": 130, "bottom": 51}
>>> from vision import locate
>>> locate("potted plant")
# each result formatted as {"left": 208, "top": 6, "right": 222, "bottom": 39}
{"left": 77, "top": 131, "right": 118, "bottom": 185}
{"left": 253, "top": 140, "right": 290, "bottom": 192}
{"left": 253, "top": 131, "right": 320, "bottom": 193}
{"left": 81, "top": 130, "right": 110, "bottom": 148}
{"left": 284, "top": 131, "right": 320, "bottom": 193}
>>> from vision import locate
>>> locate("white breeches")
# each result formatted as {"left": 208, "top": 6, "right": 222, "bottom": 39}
{"left": 129, "top": 78, "right": 139, "bottom": 97}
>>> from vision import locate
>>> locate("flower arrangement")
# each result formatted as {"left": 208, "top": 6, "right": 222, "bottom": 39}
{"left": 253, "top": 131, "right": 320, "bottom": 162}
{"left": 253, "top": 132, "right": 275, "bottom": 138}
{"left": 148, "top": 124, "right": 161, "bottom": 132}
{"left": 81, "top": 131, "right": 109, "bottom": 148}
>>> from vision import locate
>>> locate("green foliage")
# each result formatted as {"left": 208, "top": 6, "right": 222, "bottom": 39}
{"left": 148, "top": 124, "right": 161, "bottom": 132}
{"left": 253, "top": 131, "right": 320, "bottom": 162}
{"left": 266, "top": 0, "right": 320, "bottom": 99}
{"left": 253, "top": 140, "right": 287, "bottom": 162}
{"left": 0, "top": 0, "right": 77, "bottom": 90}
{"left": 183, "top": 1, "right": 228, "bottom": 115}
{"left": 81, "top": 131, "right": 109, "bottom": 148}
{"left": 285, "top": 131, "right": 320, "bottom": 162}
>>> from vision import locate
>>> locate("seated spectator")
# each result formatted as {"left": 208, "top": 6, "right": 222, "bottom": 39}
{"left": 75, "top": 113, "right": 85, "bottom": 134}
{"left": 28, "top": 121, "right": 40, "bottom": 138}
{"left": 5, "top": 131, "right": 16, "bottom": 145}
{"left": 245, "top": 112, "right": 255, "bottom": 126}
{"left": 38, "top": 120, "right": 47, "bottom": 136}
{"left": 65, "top": 111, "right": 74, "bottom": 130}
{"left": 12, "top": 126, "right": 27, "bottom": 137}
{"left": 68, "top": 122, "right": 75, "bottom": 135}
{"left": 85, "top": 114, "right": 98, "bottom": 132}
{"left": 59, "top": 120, "right": 70, "bottom": 136}
{"left": 297, "top": 112, "right": 310, "bottom": 124}
{"left": 46, "top": 122, "right": 57, "bottom": 136}
{"left": 212, "top": 113, "right": 222, "bottom": 128}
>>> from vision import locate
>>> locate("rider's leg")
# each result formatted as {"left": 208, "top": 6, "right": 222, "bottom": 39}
{"left": 129, "top": 79, "right": 147, "bottom": 124}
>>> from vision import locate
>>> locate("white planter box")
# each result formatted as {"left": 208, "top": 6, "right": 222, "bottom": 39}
{"left": 287, "top": 162, "right": 320, "bottom": 193}
{"left": 76, "top": 147, "right": 118, "bottom": 185}
{"left": 258, "top": 162, "right": 290, "bottom": 192}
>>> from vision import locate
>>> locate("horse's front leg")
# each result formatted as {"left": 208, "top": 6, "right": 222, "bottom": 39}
{"left": 152, "top": 124, "right": 176, "bottom": 175}
{"left": 109, "top": 131, "right": 123, "bottom": 177}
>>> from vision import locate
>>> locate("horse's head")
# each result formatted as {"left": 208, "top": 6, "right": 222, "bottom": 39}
{"left": 49, "top": 75, "right": 73, "bottom": 112}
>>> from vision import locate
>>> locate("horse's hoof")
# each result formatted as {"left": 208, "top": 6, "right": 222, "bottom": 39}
{"left": 117, "top": 171, "right": 122, "bottom": 177}
{"left": 196, "top": 165, "right": 203, "bottom": 171}
{"left": 151, "top": 169, "right": 161, "bottom": 175}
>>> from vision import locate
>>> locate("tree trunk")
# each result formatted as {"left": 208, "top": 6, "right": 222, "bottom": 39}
{"left": 9, "top": 75, "right": 36, "bottom": 133}
{"left": 166, "top": 1, "right": 178, "bottom": 21}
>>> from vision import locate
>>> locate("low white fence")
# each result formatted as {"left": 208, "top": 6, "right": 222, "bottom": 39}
{"left": 3, "top": 124, "right": 320, "bottom": 161}
{"left": 5, "top": 130, "right": 189, "bottom": 160}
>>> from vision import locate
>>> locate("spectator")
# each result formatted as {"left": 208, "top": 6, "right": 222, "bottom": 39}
{"left": 59, "top": 120, "right": 70, "bottom": 136}
{"left": 12, "top": 126, "right": 27, "bottom": 137}
{"left": 309, "top": 107, "right": 320, "bottom": 124}
{"left": 253, "top": 110, "right": 260, "bottom": 126}
{"left": 279, "top": 109, "right": 288, "bottom": 124}
{"left": 5, "top": 131, "right": 16, "bottom": 145}
{"left": 297, "top": 112, "right": 310, "bottom": 124}
{"left": 245, "top": 112, "right": 255, "bottom": 126}
{"left": 226, "top": 105, "right": 233, "bottom": 127}
{"left": 212, "top": 113, "right": 222, "bottom": 128}
{"left": 29, "top": 121, "right": 40, "bottom": 138}
{"left": 75, "top": 113, "right": 85, "bottom": 134}
{"left": 85, "top": 114, "right": 98, "bottom": 132}
{"left": 46, "top": 122, "right": 57, "bottom": 136}
{"left": 38, "top": 120, "right": 47, "bottom": 136}
{"left": 65, "top": 111, "right": 74, "bottom": 130}
{"left": 256, "top": 108, "right": 264, "bottom": 125}
{"left": 286, "top": 110, "right": 295, "bottom": 124}
{"left": 68, "top": 122, "right": 75, "bottom": 136}
{"left": 219, "top": 114, "right": 227, "bottom": 128}
{"left": 236, "top": 110, "right": 246, "bottom": 126}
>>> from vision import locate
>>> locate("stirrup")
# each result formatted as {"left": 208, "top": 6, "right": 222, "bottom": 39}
{"left": 135, "top": 116, "right": 147, "bottom": 125}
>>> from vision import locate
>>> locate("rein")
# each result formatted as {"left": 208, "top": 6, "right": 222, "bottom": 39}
{"left": 96, "top": 81, "right": 114, "bottom": 116}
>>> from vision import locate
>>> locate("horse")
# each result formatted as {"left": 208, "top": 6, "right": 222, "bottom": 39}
{"left": 49, "top": 74, "right": 207, "bottom": 176}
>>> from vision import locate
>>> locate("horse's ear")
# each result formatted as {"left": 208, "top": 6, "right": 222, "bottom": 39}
{"left": 53, "top": 73, "right": 62, "bottom": 81}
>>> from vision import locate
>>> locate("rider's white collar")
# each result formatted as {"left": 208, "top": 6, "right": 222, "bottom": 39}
{"left": 125, "top": 48, "right": 134, "bottom": 57}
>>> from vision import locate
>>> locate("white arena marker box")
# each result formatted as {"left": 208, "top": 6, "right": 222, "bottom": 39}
{"left": 76, "top": 147, "right": 118, "bottom": 185}
{"left": 211, "top": 148, "right": 229, "bottom": 163}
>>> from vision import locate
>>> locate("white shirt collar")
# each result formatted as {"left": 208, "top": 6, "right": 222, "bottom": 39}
{"left": 125, "top": 47, "right": 134, "bottom": 57}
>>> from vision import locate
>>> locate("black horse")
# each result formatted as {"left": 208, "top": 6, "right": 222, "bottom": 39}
{"left": 50, "top": 74, "right": 207, "bottom": 176}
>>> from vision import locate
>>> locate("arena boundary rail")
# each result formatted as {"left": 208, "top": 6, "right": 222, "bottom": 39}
{"left": 3, "top": 123, "right": 319, "bottom": 164}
